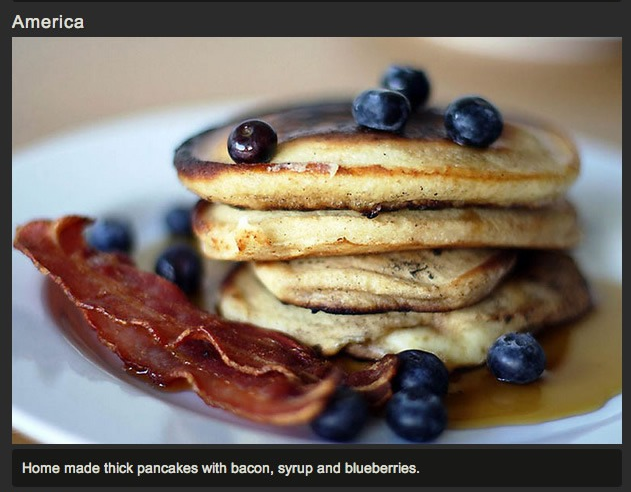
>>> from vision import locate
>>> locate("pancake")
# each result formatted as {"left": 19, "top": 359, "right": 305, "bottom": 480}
{"left": 346, "top": 251, "right": 593, "bottom": 368}
{"left": 175, "top": 101, "right": 580, "bottom": 212}
{"left": 193, "top": 199, "right": 580, "bottom": 261}
{"left": 219, "top": 263, "right": 451, "bottom": 358}
{"left": 218, "top": 251, "right": 592, "bottom": 369}
{"left": 252, "top": 249, "right": 517, "bottom": 314}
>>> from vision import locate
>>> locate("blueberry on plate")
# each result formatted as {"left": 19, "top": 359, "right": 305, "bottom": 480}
{"left": 393, "top": 349, "right": 449, "bottom": 396}
{"left": 85, "top": 218, "right": 134, "bottom": 254}
{"left": 381, "top": 65, "right": 431, "bottom": 111}
{"left": 165, "top": 205, "right": 194, "bottom": 237}
{"left": 444, "top": 96, "right": 503, "bottom": 147}
{"left": 352, "top": 89, "right": 411, "bottom": 132}
{"left": 154, "top": 243, "right": 202, "bottom": 296}
{"left": 310, "top": 386, "right": 368, "bottom": 442}
{"left": 227, "top": 119, "right": 278, "bottom": 164}
{"left": 385, "top": 387, "right": 447, "bottom": 442}
{"left": 487, "top": 332, "right": 546, "bottom": 384}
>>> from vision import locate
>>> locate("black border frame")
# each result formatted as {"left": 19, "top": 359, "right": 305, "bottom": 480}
{"left": 7, "top": 3, "right": 625, "bottom": 491}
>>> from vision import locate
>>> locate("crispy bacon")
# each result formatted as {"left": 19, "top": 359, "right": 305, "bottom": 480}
{"left": 14, "top": 217, "right": 396, "bottom": 425}
{"left": 344, "top": 355, "right": 398, "bottom": 407}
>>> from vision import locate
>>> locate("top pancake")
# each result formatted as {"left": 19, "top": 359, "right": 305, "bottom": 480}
{"left": 175, "top": 101, "right": 580, "bottom": 212}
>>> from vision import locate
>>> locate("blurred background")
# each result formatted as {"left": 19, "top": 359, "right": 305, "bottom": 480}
{"left": 12, "top": 37, "right": 621, "bottom": 151}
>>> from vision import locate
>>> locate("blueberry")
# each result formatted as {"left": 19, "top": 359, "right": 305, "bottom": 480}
{"left": 165, "top": 205, "right": 194, "bottom": 237}
{"left": 386, "top": 387, "right": 447, "bottom": 442}
{"left": 444, "top": 96, "right": 503, "bottom": 147}
{"left": 381, "top": 65, "right": 431, "bottom": 111}
{"left": 393, "top": 349, "right": 449, "bottom": 396}
{"left": 310, "top": 386, "right": 368, "bottom": 442}
{"left": 85, "top": 218, "right": 134, "bottom": 254}
{"left": 487, "top": 332, "right": 546, "bottom": 384}
{"left": 154, "top": 243, "right": 202, "bottom": 296}
{"left": 352, "top": 89, "right": 411, "bottom": 132}
{"left": 227, "top": 119, "right": 278, "bottom": 164}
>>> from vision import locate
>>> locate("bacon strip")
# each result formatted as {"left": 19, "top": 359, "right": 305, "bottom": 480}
{"left": 344, "top": 355, "right": 398, "bottom": 408}
{"left": 14, "top": 217, "right": 396, "bottom": 424}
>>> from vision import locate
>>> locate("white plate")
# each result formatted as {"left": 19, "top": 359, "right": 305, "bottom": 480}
{"left": 12, "top": 102, "right": 622, "bottom": 444}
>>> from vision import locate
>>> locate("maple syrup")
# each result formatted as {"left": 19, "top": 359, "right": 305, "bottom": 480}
{"left": 445, "top": 280, "right": 621, "bottom": 428}
{"left": 46, "top": 257, "right": 622, "bottom": 431}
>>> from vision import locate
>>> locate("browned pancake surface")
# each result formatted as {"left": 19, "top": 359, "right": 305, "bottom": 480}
{"left": 252, "top": 249, "right": 517, "bottom": 314}
{"left": 175, "top": 101, "right": 579, "bottom": 212}
{"left": 192, "top": 199, "right": 580, "bottom": 261}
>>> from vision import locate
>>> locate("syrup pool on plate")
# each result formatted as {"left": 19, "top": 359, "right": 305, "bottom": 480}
{"left": 80, "top": 237, "right": 625, "bottom": 433}
{"left": 328, "top": 280, "right": 621, "bottom": 430}
{"left": 445, "top": 280, "right": 621, "bottom": 429}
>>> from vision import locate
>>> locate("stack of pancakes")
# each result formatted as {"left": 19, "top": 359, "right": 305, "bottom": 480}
{"left": 174, "top": 101, "right": 592, "bottom": 370}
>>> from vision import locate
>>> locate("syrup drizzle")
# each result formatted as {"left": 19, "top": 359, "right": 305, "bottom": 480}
{"left": 445, "top": 280, "right": 621, "bottom": 428}
{"left": 55, "top": 236, "right": 623, "bottom": 431}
